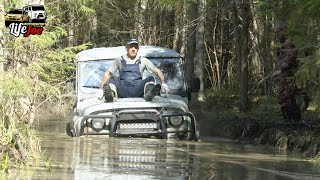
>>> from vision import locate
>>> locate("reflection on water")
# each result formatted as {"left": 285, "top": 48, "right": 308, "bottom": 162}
{"left": 73, "top": 138, "right": 199, "bottom": 179}
{"left": 8, "top": 117, "right": 320, "bottom": 180}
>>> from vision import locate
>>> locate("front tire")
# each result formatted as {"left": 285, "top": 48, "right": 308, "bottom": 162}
{"left": 109, "top": 118, "right": 116, "bottom": 137}
{"left": 66, "top": 122, "right": 74, "bottom": 137}
{"left": 159, "top": 120, "right": 167, "bottom": 139}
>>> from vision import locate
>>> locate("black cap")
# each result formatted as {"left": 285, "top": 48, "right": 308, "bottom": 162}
{"left": 127, "top": 39, "right": 139, "bottom": 45}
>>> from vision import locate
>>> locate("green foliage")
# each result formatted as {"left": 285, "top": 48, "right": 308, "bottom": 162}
{"left": 296, "top": 56, "right": 320, "bottom": 87}
{"left": 199, "top": 88, "right": 282, "bottom": 123}
{"left": 30, "top": 43, "right": 91, "bottom": 85}
{"left": 281, "top": 0, "right": 320, "bottom": 48}
{"left": 0, "top": 1, "right": 92, "bottom": 169}
{"left": 272, "top": 0, "right": 320, "bottom": 121}
{"left": 0, "top": 153, "right": 10, "bottom": 173}
{"left": 0, "top": 71, "right": 42, "bottom": 170}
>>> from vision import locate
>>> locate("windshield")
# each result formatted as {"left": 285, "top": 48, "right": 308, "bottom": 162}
{"left": 78, "top": 58, "right": 187, "bottom": 96}
{"left": 8, "top": 9, "right": 24, "bottom": 14}
{"left": 31, "top": 6, "right": 45, "bottom": 11}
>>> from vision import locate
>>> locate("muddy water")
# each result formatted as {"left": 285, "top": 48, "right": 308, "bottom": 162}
{"left": 10, "top": 117, "right": 320, "bottom": 179}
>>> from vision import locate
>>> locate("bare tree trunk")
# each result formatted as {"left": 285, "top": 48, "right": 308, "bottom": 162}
{"left": 239, "top": 0, "right": 250, "bottom": 111}
{"left": 172, "top": 2, "right": 181, "bottom": 51}
{"left": 180, "top": 0, "right": 187, "bottom": 57}
{"left": 264, "top": 21, "right": 273, "bottom": 96}
{"left": 233, "top": 0, "right": 241, "bottom": 85}
{"left": 91, "top": 12, "right": 98, "bottom": 45}
{"left": 186, "top": 1, "right": 197, "bottom": 81}
{"left": 194, "top": 0, "right": 206, "bottom": 101}
{"left": 221, "top": 1, "right": 231, "bottom": 88}
{"left": 251, "top": 19, "right": 260, "bottom": 73}
{"left": 0, "top": 2, "right": 5, "bottom": 72}
{"left": 250, "top": 1, "right": 261, "bottom": 76}
{"left": 212, "top": 1, "right": 220, "bottom": 90}
{"left": 205, "top": 42, "right": 216, "bottom": 88}
{"left": 172, "top": 15, "right": 180, "bottom": 51}
{"left": 68, "top": 5, "right": 75, "bottom": 47}
{"left": 135, "top": 0, "right": 147, "bottom": 44}
{"left": 233, "top": 0, "right": 248, "bottom": 111}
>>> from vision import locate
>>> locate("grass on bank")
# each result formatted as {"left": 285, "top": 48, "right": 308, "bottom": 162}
{"left": 192, "top": 88, "right": 320, "bottom": 158}
{"left": 0, "top": 70, "right": 60, "bottom": 172}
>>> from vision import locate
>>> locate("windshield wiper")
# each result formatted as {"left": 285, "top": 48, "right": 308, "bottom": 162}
{"left": 82, "top": 85, "right": 100, "bottom": 89}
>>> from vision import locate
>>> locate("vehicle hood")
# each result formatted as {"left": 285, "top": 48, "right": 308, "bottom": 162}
{"left": 33, "top": 11, "right": 45, "bottom": 13}
{"left": 76, "top": 95, "right": 189, "bottom": 117}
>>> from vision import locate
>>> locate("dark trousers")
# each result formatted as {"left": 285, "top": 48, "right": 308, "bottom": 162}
{"left": 109, "top": 76, "right": 155, "bottom": 98}
{"left": 277, "top": 76, "right": 301, "bottom": 122}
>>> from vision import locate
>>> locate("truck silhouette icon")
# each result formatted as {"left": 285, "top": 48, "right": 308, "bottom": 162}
{"left": 4, "top": 9, "right": 29, "bottom": 27}
{"left": 23, "top": 4, "right": 46, "bottom": 23}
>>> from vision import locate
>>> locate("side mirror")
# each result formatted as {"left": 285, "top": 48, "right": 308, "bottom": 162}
{"left": 71, "top": 78, "right": 76, "bottom": 91}
{"left": 188, "top": 78, "right": 200, "bottom": 93}
{"left": 66, "top": 77, "right": 76, "bottom": 91}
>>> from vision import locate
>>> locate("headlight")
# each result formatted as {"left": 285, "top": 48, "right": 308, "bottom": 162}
{"left": 90, "top": 118, "right": 105, "bottom": 131}
{"left": 168, "top": 116, "right": 184, "bottom": 127}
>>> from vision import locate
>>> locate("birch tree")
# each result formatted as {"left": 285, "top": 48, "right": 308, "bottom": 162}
{"left": 194, "top": 0, "right": 206, "bottom": 101}
{"left": 0, "top": 2, "right": 4, "bottom": 72}
{"left": 239, "top": 0, "right": 250, "bottom": 111}
{"left": 186, "top": 1, "right": 197, "bottom": 83}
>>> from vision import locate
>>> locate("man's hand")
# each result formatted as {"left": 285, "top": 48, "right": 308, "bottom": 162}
{"left": 96, "top": 89, "right": 104, "bottom": 99}
{"left": 161, "top": 83, "right": 169, "bottom": 93}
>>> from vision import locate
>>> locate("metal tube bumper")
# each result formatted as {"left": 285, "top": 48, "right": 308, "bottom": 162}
{"left": 78, "top": 112, "right": 198, "bottom": 141}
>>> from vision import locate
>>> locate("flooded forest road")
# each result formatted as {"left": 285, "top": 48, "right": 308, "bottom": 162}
{"left": 14, "top": 116, "right": 320, "bottom": 179}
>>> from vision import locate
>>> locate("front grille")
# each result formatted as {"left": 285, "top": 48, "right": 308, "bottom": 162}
{"left": 118, "top": 113, "right": 158, "bottom": 121}
{"left": 114, "top": 110, "right": 161, "bottom": 135}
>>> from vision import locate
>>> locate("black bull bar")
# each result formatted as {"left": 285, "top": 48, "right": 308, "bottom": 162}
{"left": 79, "top": 112, "right": 198, "bottom": 141}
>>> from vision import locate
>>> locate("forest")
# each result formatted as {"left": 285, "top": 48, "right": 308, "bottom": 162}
{"left": 0, "top": 0, "right": 319, "bottom": 170}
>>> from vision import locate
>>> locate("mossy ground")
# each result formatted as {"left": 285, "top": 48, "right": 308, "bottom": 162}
{"left": 192, "top": 90, "right": 320, "bottom": 159}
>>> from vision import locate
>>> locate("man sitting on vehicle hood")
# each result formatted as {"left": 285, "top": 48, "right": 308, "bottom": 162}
{"left": 97, "top": 39, "right": 169, "bottom": 101}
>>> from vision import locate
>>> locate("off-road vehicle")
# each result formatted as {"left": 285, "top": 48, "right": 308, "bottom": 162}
{"left": 4, "top": 9, "right": 28, "bottom": 27}
{"left": 23, "top": 4, "right": 46, "bottom": 23}
{"left": 66, "top": 46, "right": 200, "bottom": 140}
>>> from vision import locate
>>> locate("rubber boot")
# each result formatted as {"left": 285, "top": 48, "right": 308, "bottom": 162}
{"left": 103, "top": 83, "right": 114, "bottom": 102}
{"left": 144, "top": 83, "right": 161, "bottom": 101}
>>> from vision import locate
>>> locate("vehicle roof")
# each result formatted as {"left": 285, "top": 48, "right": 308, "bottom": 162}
{"left": 8, "top": 8, "right": 23, "bottom": 11}
{"left": 76, "top": 46, "right": 181, "bottom": 62}
{"left": 24, "top": 4, "right": 44, "bottom": 7}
